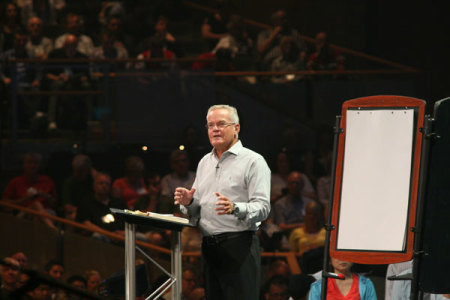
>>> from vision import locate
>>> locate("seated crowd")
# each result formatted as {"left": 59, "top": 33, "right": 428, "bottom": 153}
{"left": 0, "top": 1, "right": 345, "bottom": 131}
{"left": 1, "top": 141, "right": 334, "bottom": 299}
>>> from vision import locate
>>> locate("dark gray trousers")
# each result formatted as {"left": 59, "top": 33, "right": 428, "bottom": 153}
{"left": 202, "top": 232, "right": 260, "bottom": 300}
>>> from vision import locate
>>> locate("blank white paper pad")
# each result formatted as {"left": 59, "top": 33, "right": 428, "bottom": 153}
{"left": 336, "top": 109, "right": 414, "bottom": 251}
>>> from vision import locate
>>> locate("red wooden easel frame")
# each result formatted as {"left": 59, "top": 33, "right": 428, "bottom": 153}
{"left": 329, "top": 95, "right": 426, "bottom": 264}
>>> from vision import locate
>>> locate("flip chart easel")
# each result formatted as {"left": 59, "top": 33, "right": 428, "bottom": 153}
{"left": 320, "top": 95, "right": 427, "bottom": 300}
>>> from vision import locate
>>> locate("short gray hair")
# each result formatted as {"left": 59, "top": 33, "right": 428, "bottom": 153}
{"left": 207, "top": 104, "right": 239, "bottom": 124}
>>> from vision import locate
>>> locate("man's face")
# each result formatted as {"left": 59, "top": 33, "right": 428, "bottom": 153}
{"left": 6, "top": 4, "right": 17, "bottom": 19}
{"left": 66, "top": 15, "right": 80, "bottom": 34}
{"left": 287, "top": 172, "right": 304, "bottom": 196}
{"left": 14, "top": 34, "right": 27, "bottom": 52}
{"left": 48, "top": 264, "right": 64, "bottom": 280}
{"left": 32, "top": 284, "right": 50, "bottom": 300}
{"left": 71, "top": 279, "right": 86, "bottom": 289}
{"left": 0, "top": 259, "right": 20, "bottom": 286}
{"left": 273, "top": 10, "right": 288, "bottom": 27}
{"left": 11, "top": 252, "right": 28, "bottom": 267}
{"left": 94, "top": 175, "right": 111, "bottom": 196}
{"left": 182, "top": 270, "right": 196, "bottom": 295}
{"left": 107, "top": 18, "right": 121, "bottom": 33}
{"left": 24, "top": 156, "right": 40, "bottom": 175}
{"left": 155, "top": 19, "right": 167, "bottom": 34}
{"left": 87, "top": 274, "right": 101, "bottom": 291}
{"left": 207, "top": 108, "right": 240, "bottom": 152}
{"left": 28, "top": 18, "right": 43, "bottom": 37}
{"left": 266, "top": 283, "right": 289, "bottom": 300}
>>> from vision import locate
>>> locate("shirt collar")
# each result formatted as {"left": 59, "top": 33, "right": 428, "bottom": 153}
{"left": 211, "top": 140, "right": 243, "bottom": 158}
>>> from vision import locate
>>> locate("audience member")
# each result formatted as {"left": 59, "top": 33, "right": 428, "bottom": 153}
{"left": 267, "top": 259, "right": 291, "bottom": 280}
{"left": 44, "top": 260, "right": 64, "bottom": 280}
{"left": 160, "top": 150, "right": 195, "bottom": 198}
{"left": 308, "top": 257, "right": 377, "bottom": 299}
{"left": 138, "top": 16, "right": 182, "bottom": 58}
{"left": 61, "top": 154, "right": 95, "bottom": 221}
{"left": 306, "top": 32, "right": 344, "bottom": 71}
{"left": 0, "top": 2, "right": 26, "bottom": 52}
{"left": 84, "top": 270, "right": 101, "bottom": 294}
{"left": 67, "top": 274, "right": 87, "bottom": 289}
{"left": 2, "top": 152, "right": 58, "bottom": 230}
{"left": 262, "top": 170, "right": 313, "bottom": 251}
{"left": 164, "top": 266, "right": 198, "bottom": 300}
{"left": 134, "top": 171, "right": 164, "bottom": 211}
{"left": 10, "top": 252, "right": 28, "bottom": 268}
{"left": 66, "top": 274, "right": 87, "bottom": 300}
{"left": 0, "top": 257, "right": 20, "bottom": 298}
{"left": 260, "top": 259, "right": 291, "bottom": 298}
{"left": 181, "top": 267, "right": 197, "bottom": 300}
{"left": 270, "top": 152, "right": 317, "bottom": 204}
{"left": 212, "top": 16, "right": 253, "bottom": 70}
{"left": 256, "top": 9, "right": 306, "bottom": 70}
{"left": 133, "top": 171, "right": 172, "bottom": 245}
{"left": 91, "top": 30, "right": 129, "bottom": 74}
{"left": 54, "top": 13, "right": 95, "bottom": 57}
{"left": 103, "top": 15, "right": 133, "bottom": 52}
{"left": 273, "top": 171, "right": 312, "bottom": 232}
{"left": 25, "top": 16, "right": 53, "bottom": 59}
{"left": 289, "top": 201, "right": 325, "bottom": 255}
{"left": 0, "top": 29, "right": 42, "bottom": 128}
{"left": 201, "top": 3, "right": 232, "bottom": 51}
{"left": 44, "top": 259, "right": 65, "bottom": 300}
{"left": 133, "top": 36, "right": 176, "bottom": 71}
{"left": 77, "top": 172, "right": 126, "bottom": 242}
{"left": 0, "top": 29, "right": 38, "bottom": 86}
{"left": 270, "top": 36, "right": 305, "bottom": 83}
{"left": 92, "top": 30, "right": 129, "bottom": 60}
{"left": 45, "top": 34, "right": 91, "bottom": 131}
{"left": 263, "top": 275, "right": 290, "bottom": 300}
{"left": 112, "top": 156, "right": 148, "bottom": 209}
{"left": 28, "top": 283, "right": 51, "bottom": 300}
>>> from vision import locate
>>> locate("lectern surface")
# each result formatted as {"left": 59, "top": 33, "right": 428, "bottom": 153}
{"left": 110, "top": 208, "right": 195, "bottom": 232}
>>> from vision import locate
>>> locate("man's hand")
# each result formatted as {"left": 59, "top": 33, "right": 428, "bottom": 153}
{"left": 174, "top": 187, "right": 196, "bottom": 206}
{"left": 215, "top": 192, "right": 235, "bottom": 215}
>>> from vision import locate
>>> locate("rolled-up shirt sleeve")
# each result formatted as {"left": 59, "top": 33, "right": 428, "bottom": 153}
{"left": 234, "top": 156, "right": 271, "bottom": 223}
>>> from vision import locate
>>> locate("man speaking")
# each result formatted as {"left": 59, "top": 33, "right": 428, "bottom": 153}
{"left": 174, "top": 104, "right": 271, "bottom": 300}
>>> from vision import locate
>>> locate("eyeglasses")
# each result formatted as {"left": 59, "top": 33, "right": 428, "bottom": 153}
{"left": 205, "top": 122, "right": 235, "bottom": 130}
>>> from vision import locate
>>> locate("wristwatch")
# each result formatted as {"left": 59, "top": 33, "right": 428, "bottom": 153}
{"left": 232, "top": 203, "right": 239, "bottom": 215}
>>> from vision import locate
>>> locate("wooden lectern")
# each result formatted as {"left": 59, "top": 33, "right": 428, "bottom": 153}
{"left": 110, "top": 208, "right": 195, "bottom": 300}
